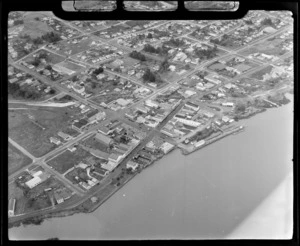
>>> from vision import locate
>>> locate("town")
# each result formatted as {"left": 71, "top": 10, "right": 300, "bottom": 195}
{"left": 8, "top": 10, "right": 293, "bottom": 227}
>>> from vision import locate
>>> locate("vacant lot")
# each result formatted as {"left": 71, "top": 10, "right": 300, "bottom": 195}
{"left": 9, "top": 106, "right": 82, "bottom": 157}
{"left": 58, "top": 60, "right": 86, "bottom": 71}
{"left": 250, "top": 65, "right": 273, "bottom": 81}
{"left": 8, "top": 143, "right": 32, "bottom": 175}
{"left": 47, "top": 147, "right": 92, "bottom": 174}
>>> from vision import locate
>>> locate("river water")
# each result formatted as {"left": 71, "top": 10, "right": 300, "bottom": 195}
{"left": 9, "top": 95, "right": 294, "bottom": 240}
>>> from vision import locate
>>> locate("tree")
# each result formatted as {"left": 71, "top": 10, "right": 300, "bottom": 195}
{"left": 32, "top": 37, "right": 43, "bottom": 45}
{"left": 93, "top": 66, "right": 104, "bottom": 75}
{"left": 49, "top": 88, "right": 56, "bottom": 95}
{"left": 184, "top": 64, "right": 191, "bottom": 70}
{"left": 261, "top": 18, "right": 274, "bottom": 27}
{"left": 159, "top": 58, "right": 170, "bottom": 72}
{"left": 235, "top": 102, "right": 246, "bottom": 113}
{"left": 147, "top": 33, "right": 153, "bottom": 39}
{"left": 142, "top": 68, "right": 156, "bottom": 82}
{"left": 129, "top": 51, "right": 146, "bottom": 61}
{"left": 45, "top": 64, "right": 52, "bottom": 70}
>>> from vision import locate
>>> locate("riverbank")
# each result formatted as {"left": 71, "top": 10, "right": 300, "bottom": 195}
{"left": 8, "top": 93, "right": 293, "bottom": 229}
{"left": 180, "top": 125, "right": 245, "bottom": 155}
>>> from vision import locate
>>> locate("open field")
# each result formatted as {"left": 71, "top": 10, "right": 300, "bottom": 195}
{"left": 25, "top": 49, "right": 66, "bottom": 65}
{"left": 57, "top": 60, "right": 86, "bottom": 71}
{"left": 249, "top": 65, "right": 274, "bottom": 81}
{"left": 9, "top": 106, "right": 82, "bottom": 157}
{"left": 47, "top": 147, "right": 92, "bottom": 174}
{"left": 8, "top": 143, "right": 32, "bottom": 175}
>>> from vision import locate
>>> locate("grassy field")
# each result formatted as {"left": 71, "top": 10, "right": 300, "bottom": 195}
{"left": 9, "top": 106, "right": 82, "bottom": 157}
{"left": 8, "top": 143, "right": 32, "bottom": 175}
{"left": 47, "top": 147, "right": 92, "bottom": 174}
{"left": 58, "top": 60, "right": 86, "bottom": 71}
{"left": 238, "top": 39, "right": 288, "bottom": 57}
{"left": 25, "top": 49, "right": 66, "bottom": 65}
{"left": 20, "top": 12, "right": 54, "bottom": 39}
{"left": 250, "top": 65, "right": 274, "bottom": 81}
{"left": 81, "top": 135, "right": 110, "bottom": 153}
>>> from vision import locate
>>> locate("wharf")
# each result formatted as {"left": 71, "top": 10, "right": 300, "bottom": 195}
{"left": 179, "top": 125, "right": 245, "bottom": 155}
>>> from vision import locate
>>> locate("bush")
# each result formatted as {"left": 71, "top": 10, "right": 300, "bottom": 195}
{"left": 129, "top": 51, "right": 146, "bottom": 61}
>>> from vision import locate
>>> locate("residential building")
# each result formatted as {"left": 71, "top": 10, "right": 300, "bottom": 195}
{"left": 87, "top": 110, "right": 106, "bottom": 123}
{"left": 72, "top": 118, "right": 89, "bottom": 132}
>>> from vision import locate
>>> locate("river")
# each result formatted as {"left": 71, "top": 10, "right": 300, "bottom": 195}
{"left": 9, "top": 94, "right": 294, "bottom": 240}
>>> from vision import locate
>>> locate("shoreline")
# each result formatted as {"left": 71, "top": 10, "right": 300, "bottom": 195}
{"left": 8, "top": 96, "right": 292, "bottom": 229}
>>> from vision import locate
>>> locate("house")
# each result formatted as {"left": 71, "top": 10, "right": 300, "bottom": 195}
{"left": 95, "top": 132, "right": 113, "bottom": 146}
{"left": 98, "top": 126, "right": 113, "bottom": 135}
{"left": 72, "top": 119, "right": 89, "bottom": 132}
{"left": 8, "top": 198, "right": 16, "bottom": 217}
{"left": 77, "top": 162, "right": 89, "bottom": 169}
{"left": 126, "top": 160, "right": 139, "bottom": 171}
{"left": 87, "top": 110, "right": 106, "bottom": 123}
{"left": 101, "top": 160, "right": 118, "bottom": 172}
{"left": 54, "top": 192, "right": 64, "bottom": 204}
{"left": 185, "top": 101, "right": 200, "bottom": 111}
{"left": 50, "top": 137, "right": 61, "bottom": 145}
{"left": 222, "top": 116, "right": 230, "bottom": 123}
{"left": 136, "top": 106, "right": 149, "bottom": 114}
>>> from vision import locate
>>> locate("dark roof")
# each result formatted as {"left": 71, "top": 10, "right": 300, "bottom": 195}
{"left": 86, "top": 109, "right": 99, "bottom": 118}
{"left": 186, "top": 101, "right": 199, "bottom": 108}
{"left": 73, "top": 119, "right": 88, "bottom": 129}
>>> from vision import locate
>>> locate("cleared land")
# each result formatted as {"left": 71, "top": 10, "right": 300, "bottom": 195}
{"left": 47, "top": 147, "right": 92, "bottom": 174}
{"left": 9, "top": 105, "right": 82, "bottom": 157}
